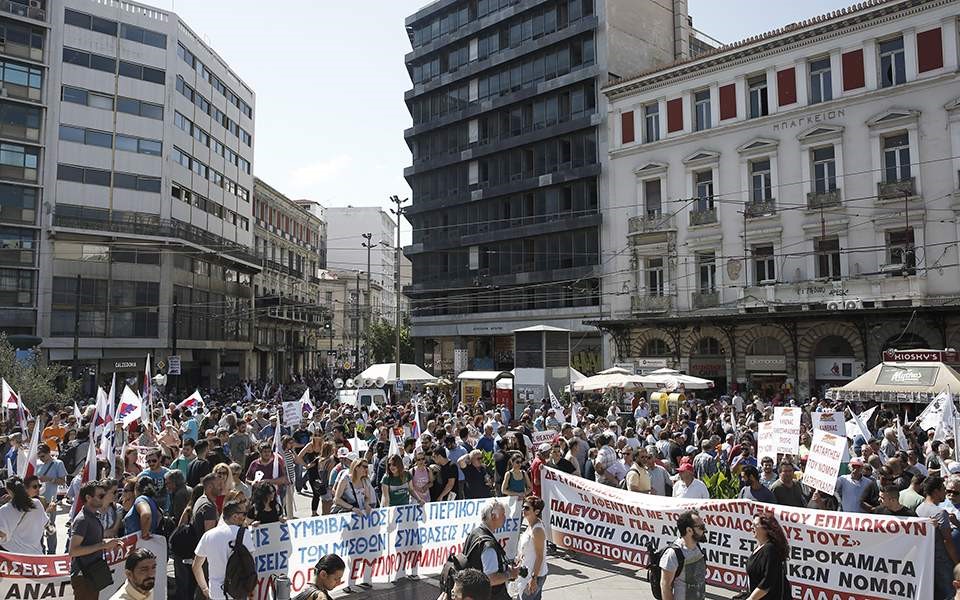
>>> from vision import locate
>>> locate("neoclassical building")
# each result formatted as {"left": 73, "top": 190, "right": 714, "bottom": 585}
{"left": 596, "top": 0, "right": 960, "bottom": 399}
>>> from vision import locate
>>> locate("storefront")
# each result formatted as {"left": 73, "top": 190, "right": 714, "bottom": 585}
{"left": 813, "top": 357, "right": 862, "bottom": 399}
{"left": 745, "top": 355, "right": 788, "bottom": 396}
{"left": 689, "top": 357, "right": 726, "bottom": 396}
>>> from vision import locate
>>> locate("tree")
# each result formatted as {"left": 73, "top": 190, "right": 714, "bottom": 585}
{"left": 362, "top": 317, "right": 414, "bottom": 365}
{"left": 0, "top": 334, "right": 78, "bottom": 412}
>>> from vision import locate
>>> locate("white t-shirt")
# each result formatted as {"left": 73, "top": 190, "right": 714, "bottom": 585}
{"left": 0, "top": 499, "right": 47, "bottom": 554}
{"left": 672, "top": 478, "right": 710, "bottom": 500}
{"left": 194, "top": 522, "right": 256, "bottom": 600}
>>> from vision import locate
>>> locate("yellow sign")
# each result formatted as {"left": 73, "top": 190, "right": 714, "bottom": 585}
{"left": 462, "top": 380, "right": 482, "bottom": 405}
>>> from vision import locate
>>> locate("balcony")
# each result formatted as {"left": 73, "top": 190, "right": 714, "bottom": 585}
{"left": 692, "top": 291, "right": 720, "bottom": 309}
{"left": 53, "top": 211, "right": 261, "bottom": 269}
{"left": 689, "top": 207, "right": 717, "bottom": 227}
{"left": 807, "top": 189, "right": 841, "bottom": 209}
{"left": 0, "top": 0, "right": 46, "bottom": 22}
{"left": 745, "top": 199, "right": 776, "bottom": 218}
{"left": 878, "top": 177, "right": 916, "bottom": 200}
{"left": 628, "top": 212, "right": 676, "bottom": 235}
{"left": 631, "top": 294, "right": 671, "bottom": 314}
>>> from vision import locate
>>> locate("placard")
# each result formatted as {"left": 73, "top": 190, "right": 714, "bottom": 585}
{"left": 772, "top": 407, "right": 801, "bottom": 456}
{"left": 532, "top": 430, "right": 558, "bottom": 446}
{"left": 756, "top": 421, "right": 777, "bottom": 464}
{"left": 811, "top": 411, "right": 845, "bottom": 435}
{"left": 802, "top": 429, "right": 847, "bottom": 495}
{"left": 282, "top": 401, "right": 301, "bottom": 426}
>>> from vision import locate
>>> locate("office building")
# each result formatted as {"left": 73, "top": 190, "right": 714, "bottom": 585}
{"left": 402, "top": 0, "right": 709, "bottom": 375}
{"left": 600, "top": 0, "right": 960, "bottom": 398}
{"left": 0, "top": 0, "right": 257, "bottom": 387}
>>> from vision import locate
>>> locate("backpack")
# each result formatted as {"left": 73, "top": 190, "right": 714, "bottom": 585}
{"left": 439, "top": 528, "right": 503, "bottom": 599}
{"left": 222, "top": 527, "right": 258, "bottom": 600}
{"left": 646, "top": 542, "right": 685, "bottom": 600}
{"left": 168, "top": 520, "right": 199, "bottom": 559}
{"left": 620, "top": 465, "right": 643, "bottom": 490}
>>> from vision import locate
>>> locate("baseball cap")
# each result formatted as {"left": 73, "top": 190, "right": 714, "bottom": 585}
{"left": 678, "top": 463, "right": 694, "bottom": 473}
{"left": 849, "top": 457, "right": 864, "bottom": 467}
{"left": 337, "top": 447, "right": 349, "bottom": 458}
{"left": 346, "top": 451, "right": 360, "bottom": 461}
{"left": 538, "top": 443, "right": 552, "bottom": 453}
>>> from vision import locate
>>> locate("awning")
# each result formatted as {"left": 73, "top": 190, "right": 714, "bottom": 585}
{"left": 832, "top": 361, "right": 960, "bottom": 403}
{"left": 456, "top": 370, "right": 513, "bottom": 381}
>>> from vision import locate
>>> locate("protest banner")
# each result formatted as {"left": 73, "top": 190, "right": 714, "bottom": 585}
{"left": 811, "top": 411, "right": 844, "bottom": 435}
{"left": 0, "top": 534, "right": 166, "bottom": 600}
{"left": 248, "top": 497, "right": 522, "bottom": 599}
{"left": 532, "top": 430, "right": 558, "bottom": 446}
{"left": 772, "top": 407, "right": 801, "bottom": 456}
{"left": 802, "top": 429, "right": 846, "bottom": 495}
{"left": 282, "top": 401, "right": 301, "bottom": 427}
{"left": 541, "top": 467, "right": 932, "bottom": 599}
{"left": 756, "top": 421, "right": 776, "bottom": 464}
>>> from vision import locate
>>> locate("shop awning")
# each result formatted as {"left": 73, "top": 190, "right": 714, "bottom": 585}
{"left": 832, "top": 361, "right": 960, "bottom": 403}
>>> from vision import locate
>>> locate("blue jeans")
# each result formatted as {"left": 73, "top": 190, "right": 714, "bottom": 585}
{"left": 520, "top": 575, "right": 547, "bottom": 600}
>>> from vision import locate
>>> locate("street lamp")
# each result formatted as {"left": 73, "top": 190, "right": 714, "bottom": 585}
{"left": 389, "top": 195, "right": 408, "bottom": 398}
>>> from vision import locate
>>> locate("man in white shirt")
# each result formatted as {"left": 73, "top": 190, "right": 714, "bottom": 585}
{"left": 192, "top": 500, "right": 254, "bottom": 600}
{"left": 672, "top": 463, "right": 710, "bottom": 500}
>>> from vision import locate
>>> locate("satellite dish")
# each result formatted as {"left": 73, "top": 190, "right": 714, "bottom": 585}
{"left": 334, "top": 378, "right": 344, "bottom": 389}
{"left": 375, "top": 377, "right": 386, "bottom": 388}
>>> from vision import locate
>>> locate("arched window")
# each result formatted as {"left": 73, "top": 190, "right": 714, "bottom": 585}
{"left": 695, "top": 337, "right": 722, "bottom": 356}
{"left": 747, "top": 337, "right": 784, "bottom": 355}
{"left": 644, "top": 338, "right": 671, "bottom": 356}
{"left": 813, "top": 335, "right": 855, "bottom": 357}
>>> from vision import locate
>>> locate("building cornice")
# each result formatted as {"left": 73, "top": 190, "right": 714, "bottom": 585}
{"left": 603, "top": 0, "right": 953, "bottom": 102}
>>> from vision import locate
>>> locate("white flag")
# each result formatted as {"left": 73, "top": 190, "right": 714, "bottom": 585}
{"left": 388, "top": 429, "right": 401, "bottom": 458}
{"left": 117, "top": 385, "right": 143, "bottom": 428}
{"left": 570, "top": 402, "right": 579, "bottom": 428}
{"left": 73, "top": 402, "right": 82, "bottom": 420}
{"left": 917, "top": 391, "right": 951, "bottom": 432}
{"left": 272, "top": 409, "right": 283, "bottom": 480}
{"left": 299, "top": 388, "right": 314, "bottom": 417}
{"left": 845, "top": 405, "right": 877, "bottom": 440}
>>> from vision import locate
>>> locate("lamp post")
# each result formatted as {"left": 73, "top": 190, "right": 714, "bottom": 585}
{"left": 361, "top": 232, "right": 373, "bottom": 351}
{"left": 389, "top": 195, "right": 408, "bottom": 398}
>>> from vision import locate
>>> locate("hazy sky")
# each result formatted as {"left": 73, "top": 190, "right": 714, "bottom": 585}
{"left": 144, "top": 0, "right": 856, "bottom": 226}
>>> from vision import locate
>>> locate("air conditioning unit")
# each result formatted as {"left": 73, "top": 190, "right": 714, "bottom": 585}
{"left": 844, "top": 298, "right": 863, "bottom": 310}
{"left": 826, "top": 300, "right": 843, "bottom": 310}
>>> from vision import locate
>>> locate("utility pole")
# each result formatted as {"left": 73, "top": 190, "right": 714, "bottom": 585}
{"left": 171, "top": 295, "right": 178, "bottom": 396}
{"left": 72, "top": 274, "right": 81, "bottom": 380}
{"left": 354, "top": 270, "right": 361, "bottom": 372}
{"left": 390, "top": 195, "right": 408, "bottom": 397}
{"left": 361, "top": 232, "right": 373, "bottom": 350}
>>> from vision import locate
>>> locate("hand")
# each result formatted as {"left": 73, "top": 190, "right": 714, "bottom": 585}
{"left": 526, "top": 578, "right": 537, "bottom": 594}
{"left": 103, "top": 538, "right": 124, "bottom": 551}
{"left": 509, "top": 565, "right": 519, "bottom": 580}
{"left": 140, "top": 530, "right": 152, "bottom": 540}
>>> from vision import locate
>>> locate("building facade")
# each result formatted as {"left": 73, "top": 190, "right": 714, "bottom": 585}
{"left": 601, "top": 0, "right": 960, "bottom": 399}
{"left": 252, "top": 178, "right": 325, "bottom": 380}
{"left": 314, "top": 268, "right": 386, "bottom": 373}
{"left": 0, "top": 0, "right": 259, "bottom": 388}
{"left": 402, "top": 0, "right": 708, "bottom": 377}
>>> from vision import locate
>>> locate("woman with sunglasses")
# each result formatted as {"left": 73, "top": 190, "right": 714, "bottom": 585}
{"left": 410, "top": 452, "right": 433, "bottom": 505}
{"left": 299, "top": 437, "right": 334, "bottom": 516}
{"left": 0, "top": 476, "right": 48, "bottom": 554}
{"left": 381, "top": 454, "right": 419, "bottom": 507}
{"left": 740, "top": 513, "right": 792, "bottom": 600}
{"left": 332, "top": 458, "right": 373, "bottom": 515}
{"left": 501, "top": 451, "right": 531, "bottom": 499}
{"left": 517, "top": 496, "right": 548, "bottom": 600}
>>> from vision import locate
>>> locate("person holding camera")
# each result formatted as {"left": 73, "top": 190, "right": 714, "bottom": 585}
{"left": 516, "top": 495, "right": 548, "bottom": 600}
{"left": 464, "top": 499, "right": 519, "bottom": 600}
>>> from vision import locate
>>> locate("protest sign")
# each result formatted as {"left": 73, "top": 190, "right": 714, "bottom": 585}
{"left": 532, "top": 430, "right": 558, "bottom": 446}
{"left": 772, "top": 407, "right": 801, "bottom": 456}
{"left": 248, "top": 497, "right": 522, "bottom": 599}
{"left": 541, "top": 467, "right": 932, "bottom": 599}
{"left": 803, "top": 429, "right": 846, "bottom": 495}
{"left": 282, "top": 401, "right": 301, "bottom": 427}
{"left": 756, "top": 421, "right": 777, "bottom": 464}
{"left": 0, "top": 534, "right": 166, "bottom": 600}
{"left": 811, "top": 411, "right": 844, "bottom": 435}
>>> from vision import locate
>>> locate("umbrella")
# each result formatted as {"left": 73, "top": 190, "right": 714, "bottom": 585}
{"left": 359, "top": 363, "right": 436, "bottom": 384}
{"left": 637, "top": 371, "right": 714, "bottom": 390}
{"left": 571, "top": 372, "right": 646, "bottom": 393}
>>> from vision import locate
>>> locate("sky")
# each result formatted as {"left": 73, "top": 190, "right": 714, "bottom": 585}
{"left": 143, "top": 0, "right": 858, "bottom": 235}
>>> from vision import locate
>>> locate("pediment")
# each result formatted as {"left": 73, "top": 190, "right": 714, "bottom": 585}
{"left": 737, "top": 137, "right": 779, "bottom": 155}
{"left": 682, "top": 149, "right": 720, "bottom": 165}
{"left": 945, "top": 98, "right": 960, "bottom": 112}
{"left": 866, "top": 108, "right": 919, "bottom": 128}
{"left": 797, "top": 124, "right": 844, "bottom": 143}
{"left": 633, "top": 162, "right": 668, "bottom": 176}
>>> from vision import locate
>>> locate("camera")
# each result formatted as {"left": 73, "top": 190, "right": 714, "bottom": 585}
{"left": 517, "top": 566, "right": 529, "bottom": 579}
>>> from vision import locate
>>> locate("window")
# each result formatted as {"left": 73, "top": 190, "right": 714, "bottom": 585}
{"left": 697, "top": 252, "right": 716, "bottom": 293}
{"left": 748, "top": 75, "right": 768, "bottom": 118}
{"left": 694, "top": 89, "right": 711, "bottom": 131}
{"left": 812, "top": 146, "right": 837, "bottom": 193}
{"left": 879, "top": 36, "right": 906, "bottom": 88}
{"left": 694, "top": 170, "right": 713, "bottom": 211}
{"left": 646, "top": 258, "right": 664, "bottom": 296}
{"left": 883, "top": 133, "right": 910, "bottom": 183}
{"left": 643, "top": 179, "right": 661, "bottom": 218}
{"left": 644, "top": 338, "right": 670, "bottom": 356}
{"left": 887, "top": 229, "right": 915, "bottom": 273}
{"left": 750, "top": 159, "right": 772, "bottom": 202}
{"left": 809, "top": 57, "right": 832, "bottom": 104}
{"left": 753, "top": 245, "right": 775, "bottom": 283}
{"left": 815, "top": 237, "right": 841, "bottom": 279}
{"left": 58, "top": 125, "right": 85, "bottom": 143}
{"left": 644, "top": 104, "right": 659, "bottom": 142}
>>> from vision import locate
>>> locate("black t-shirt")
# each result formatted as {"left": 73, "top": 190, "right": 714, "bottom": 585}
{"left": 248, "top": 500, "right": 283, "bottom": 523}
{"left": 462, "top": 464, "right": 490, "bottom": 499}
{"left": 551, "top": 458, "right": 576, "bottom": 475}
{"left": 70, "top": 507, "right": 104, "bottom": 573}
{"left": 873, "top": 505, "right": 915, "bottom": 517}
{"left": 186, "top": 457, "right": 212, "bottom": 487}
{"left": 430, "top": 461, "right": 458, "bottom": 501}
{"left": 191, "top": 495, "right": 218, "bottom": 537}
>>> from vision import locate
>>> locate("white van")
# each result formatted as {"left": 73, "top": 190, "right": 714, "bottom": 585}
{"left": 336, "top": 388, "right": 388, "bottom": 411}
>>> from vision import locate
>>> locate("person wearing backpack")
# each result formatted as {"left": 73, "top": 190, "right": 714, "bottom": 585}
{"left": 623, "top": 447, "right": 652, "bottom": 493}
{"left": 658, "top": 509, "right": 707, "bottom": 600}
{"left": 463, "top": 499, "right": 519, "bottom": 600}
{"left": 172, "top": 473, "right": 221, "bottom": 600}
{"left": 192, "top": 499, "right": 256, "bottom": 600}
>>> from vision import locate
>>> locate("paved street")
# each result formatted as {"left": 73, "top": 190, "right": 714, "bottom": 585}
{"left": 51, "top": 489, "right": 738, "bottom": 599}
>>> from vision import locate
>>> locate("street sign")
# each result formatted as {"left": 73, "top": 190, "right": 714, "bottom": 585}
{"left": 168, "top": 355, "right": 181, "bottom": 375}
{"left": 396, "top": 380, "right": 404, "bottom": 392}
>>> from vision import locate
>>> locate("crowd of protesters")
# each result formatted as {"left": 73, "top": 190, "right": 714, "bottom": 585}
{"left": 0, "top": 372, "right": 958, "bottom": 599}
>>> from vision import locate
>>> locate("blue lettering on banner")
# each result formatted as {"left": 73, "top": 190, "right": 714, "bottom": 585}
{"left": 427, "top": 500, "right": 481, "bottom": 521}
{"left": 255, "top": 550, "right": 288, "bottom": 573}
{"left": 332, "top": 534, "right": 389, "bottom": 556}
{"left": 279, "top": 523, "right": 290, "bottom": 542}
{"left": 297, "top": 544, "right": 331, "bottom": 564}
{"left": 254, "top": 528, "right": 271, "bottom": 548}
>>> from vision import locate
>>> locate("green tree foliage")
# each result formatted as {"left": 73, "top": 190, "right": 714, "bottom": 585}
{"left": 0, "top": 333, "right": 78, "bottom": 412}
{"left": 703, "top": 470, "right": 740, "bottom": 499}
{"left": 362, "top": 317, "right": 414, "bottom": 365}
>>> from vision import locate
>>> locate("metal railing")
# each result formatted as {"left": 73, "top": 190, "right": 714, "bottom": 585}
{"left": 878, "top": 177, "right": 915, "bottom": 200}
{"left": 631, "top": 294, "right": 671, "bottom": 313}
{"left": 692, "top": 290, "right": 720, "bottom": 309}
{"left": 0, "top": 0, "right": 45, "bottom": 21}
{"left": 807, "top": 189, "right": 841, "bottom": 209}
{"left": 689, "top": 207, "right": 717, "bottom": 226}
{"left": 745, "top": 199, "right": 777, "bottom": 218}
{"left": 628, "top": 213, "right": 675, "bottom": 235}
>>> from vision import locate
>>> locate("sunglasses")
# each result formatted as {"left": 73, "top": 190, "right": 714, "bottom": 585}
{"left": 28, "top": 484, "right": 40, "bottom": 490}
{"left": 947, "top": 489, "right": 960, "bottom": 495}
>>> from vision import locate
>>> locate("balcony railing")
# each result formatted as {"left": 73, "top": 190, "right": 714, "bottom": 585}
{"left": 631, "top": 294, "right": 671, "bottom": 313}
{"left": 628, "top": 212, "right": 675, "bottom": 235}
{"left": 745, "top": 199, "right": 776, "bottom": 218}
{"left": 807, "top": 189, "right": 841, "bottom": 209}
{"left": 0, "top": 0, "right": 45, "bottom": 21}
{"left": 689, "top": 207, "right": 717, "bottom": 226}
{"left": 692, "top": 290, "right": 720, "bottom": 309}
{"left": 53, "top": 211, "right": 261, "bottom": 267}
{"left": 878, "top": 177, "right": 916, "bottom": 200}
